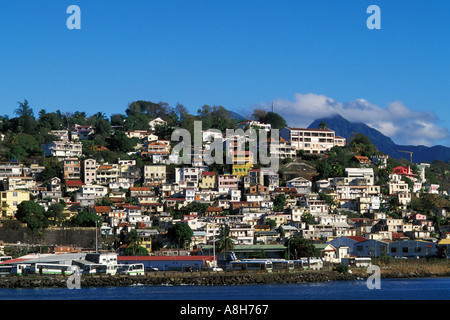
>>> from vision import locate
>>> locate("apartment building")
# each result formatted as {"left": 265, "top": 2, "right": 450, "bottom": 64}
{"left": 1, "top": 190, "right": 30, "bottom": 218}
{"left": 175, "top": 167, "right": 202, "bottom": 188}
{"left": 280, "top": 127, "right": 345, "bottom": 154}
{"left": 0, "top": 162, "right": 23, "bottom": 181}
{"left": 42, "top": 141, "right": 83, "bottom": 159}
{"left": 144, "top": 165, "right": 166, "bottom": 186}
{"left": 118, "top": 159, "right": 139, "bottom": 184}
{"left": 63, "top": 158, "right": 81, "bottom": 181}
{"left": 96, "top": 164, "right": 119, "bottom": 185}
{"left": 218, "top": 174, "right": 239, "bottom": 193}
{"left": 83, "top": 159, "right": 97, "bottom": 185}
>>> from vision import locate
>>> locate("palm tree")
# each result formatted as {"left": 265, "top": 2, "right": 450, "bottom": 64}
{"left": 216, "top": 224, "right": 235, "bottom": 255}
{"left": 15, "top": 99, "right": 34, "bottom": 118}
{"left": 125, "top": 229, "right": 142, "bottom": 255}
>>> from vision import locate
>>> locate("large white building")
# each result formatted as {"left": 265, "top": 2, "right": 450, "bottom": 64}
{"left": 280, "top": 127, "right": 345, "bottom": 154}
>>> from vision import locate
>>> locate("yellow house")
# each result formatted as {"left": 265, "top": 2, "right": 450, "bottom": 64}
{"left": 200, "top": 171, "right": 216, "bottom": 189}
{"left": 232, "top": 162, "right": 253, "bottom": 178}
{"left": 1, "top": 190, "right": 30, "bottom": 218}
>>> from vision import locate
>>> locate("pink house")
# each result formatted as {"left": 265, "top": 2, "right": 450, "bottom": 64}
{"left": 218, "top": 174, "right": 239, "bottom": 192}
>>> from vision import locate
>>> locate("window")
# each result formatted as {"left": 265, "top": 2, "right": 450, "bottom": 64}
{"left": 402, "top": 247, "right": 408, "bottom": 253}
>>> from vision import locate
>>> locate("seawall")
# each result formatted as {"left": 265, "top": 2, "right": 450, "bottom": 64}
{"left": 1, "top": 264, "right": 449, "bottom": 289}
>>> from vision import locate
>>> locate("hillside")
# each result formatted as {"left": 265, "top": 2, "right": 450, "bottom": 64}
{"left": 308, "top": 114, "right": 450, "bottom": 164}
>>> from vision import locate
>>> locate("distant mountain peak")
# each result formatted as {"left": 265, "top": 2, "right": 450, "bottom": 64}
{"left": 308, "top": 114, "right": 450, "bottom": 163}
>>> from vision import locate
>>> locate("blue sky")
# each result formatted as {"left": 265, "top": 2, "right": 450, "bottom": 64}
{"left": 0, "top": 1, "right": 449, "bottom": 146}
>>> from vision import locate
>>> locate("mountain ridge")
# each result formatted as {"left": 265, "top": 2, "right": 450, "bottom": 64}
{"left": 307, "top": 114, "right": 450, "bottom": 164}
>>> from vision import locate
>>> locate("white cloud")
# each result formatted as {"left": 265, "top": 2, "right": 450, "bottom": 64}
{"left": 261, "top": 92, "right": 449, "bottom": 146}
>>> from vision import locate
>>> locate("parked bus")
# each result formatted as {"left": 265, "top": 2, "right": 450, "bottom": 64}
{"left": 270, "top": 259, "right": 294, "bottom": 272}
{"left": 341, "top": 257, "right": 372, "bottom": 268}
{"left": 82, "top": 264, "right": 118, "bottom": 275}
{"left": 240, "top": 259, "right": 294, "bottom": 272}
{"left": 117, "top": 263, "right": 145, "bottom": 276}
{"left": 33, "top": 263, "right": 78, "bottom": 275}
{"left": 12, "top": 264, "right": 31, "bottom": 276}
{"left": 229, "top": 260, "right": 273, "bottom": 272}
{"left": 0, "top": 265, "right": 13, "bottom": 275}
{"left": 293, "top": 258, "right": 323, "bottom": 270}
{"left": 0, "top": 256, "right": 12, "bottom": 263}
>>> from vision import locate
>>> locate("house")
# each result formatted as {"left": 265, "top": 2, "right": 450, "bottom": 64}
{"left": 287, "top": 177, "right": 312, "bottom": 194}
{"left": 327, "top": 236, "right": 368, "bottom": 256}
{"left": 354, "top": 156, "right": 371, "bottom": 167}
{"left": 199, "top": 171, "right": 216, "bottom": 189}
{"left": 42, "top": 141, "right": 83, "bottom": 159}
{"left": 236, "top": 120, "right": 271, "bottom": 132}
{"left": 140, "top": 202, "right": 164, "bottom": 214}
{"left": 71, "top": 124, "right": 94, "bottom": 141}
{"left": 393, "top": 166, "right": 417, "bottom": 179}
{"left": 148, "top": 117, "right": 167, "bottom": 131}
{"left": 0, "top": 190, "right": 30, "bottom": 218}
{"left": 175, "top": 167, "right": 203, "bottom": 189}
{"left": 424, "top": 184, "right": 440, "bottom": 194}
{"left": 65, "top": 180, "right": 85, "bottom": 194}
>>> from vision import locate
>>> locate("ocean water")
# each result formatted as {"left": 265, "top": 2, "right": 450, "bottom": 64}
{"left": 0, "top": 277, "right": 449, "bottom": 300}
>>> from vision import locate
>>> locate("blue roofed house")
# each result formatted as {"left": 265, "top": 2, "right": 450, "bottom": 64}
{"left": 327, "top": 236, "right": 367, "bottom": 256}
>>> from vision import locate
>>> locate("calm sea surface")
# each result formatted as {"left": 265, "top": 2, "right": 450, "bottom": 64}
{"left": 0, "top": 277, "right": 449, "bottom": 300}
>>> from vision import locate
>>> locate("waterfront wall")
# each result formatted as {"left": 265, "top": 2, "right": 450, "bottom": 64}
{"left": 1, "top": 265, "right": 449, "bottom": 289}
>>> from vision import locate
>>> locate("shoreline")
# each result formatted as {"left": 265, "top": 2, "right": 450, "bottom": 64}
{"left": 0, "top": 264, "right": 449, "bottom": 289}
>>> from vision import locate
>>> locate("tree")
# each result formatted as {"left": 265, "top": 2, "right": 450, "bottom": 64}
{"left": 285, "top": 235, "right": 318, "bottom": 259}
{"left": 123, "top": 229, "right": 149, "bottom": 256}
{"left": 15, "top": 201, "right": 49, "bottom": 232}
{"left": 70, "top": 211, "right": 102, "bottom": 227}
{"left": 273, "top": 194, "right": 286, "bottom": 212}
{"left": 216, "top": 225, "right": 234, "bottom": 254}
{"left": 15, "top": 100, "right": 37, "bottom": 135}
{"left": 108, "top": 131, "right": 136, "bottom": 153}
{"left": 168, "top": 223, "right": 193, "bottom": 248}
{"left": 252, "top": 109, "right": 267, "bottom": 122}
{"left": 265, "top": 219, "right": 277, "bottom": 230}
{"left": 45, "top": 203, "right": 65, "bottom": 226}
{"left": 349, "top": 133, "right": 377, "bottom": 157}
{"left": 182, "top": 201, "right": 209, "bottom": 216}
{"left": 263, "top": 112, "right": 287, "bottom": 130}
{"left": 318, "top": 121, "right": 328, "bottom": 129}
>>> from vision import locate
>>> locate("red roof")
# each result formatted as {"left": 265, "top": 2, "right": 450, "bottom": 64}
{"left": 201, "top": 171, "right": 215, "bottom": 176}
{"left": 94, "top": 206, "right": 111, "bottom": 213}
{"left": 65, "top": 180, "right": 85, "bottom": 186}
{"left": 345, "top": 236, "right": 368, "bottom": 242}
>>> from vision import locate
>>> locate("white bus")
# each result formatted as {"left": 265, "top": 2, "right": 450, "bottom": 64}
{"left": 82, "top": 264, "right": 118, "bottom": 275}
{"left": 117, "top": 263, "right": 145, "bottom": 276}
{"left": 12, "top": 264, "right": 31, "bottom": 276}
{"left": 0, "top": 256, "right": 12, "bottom": 262}
{"left": 33, "top": 263, "right": 78, "bottom": 275}
{"left": 229, "top": 260, "right": 273, "bottom": 272}
{"left": 0, "top": 265, "right": 13, "bottom": 275}
{"left": 341, "top": 257, "right": 372, "bottom": 268}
